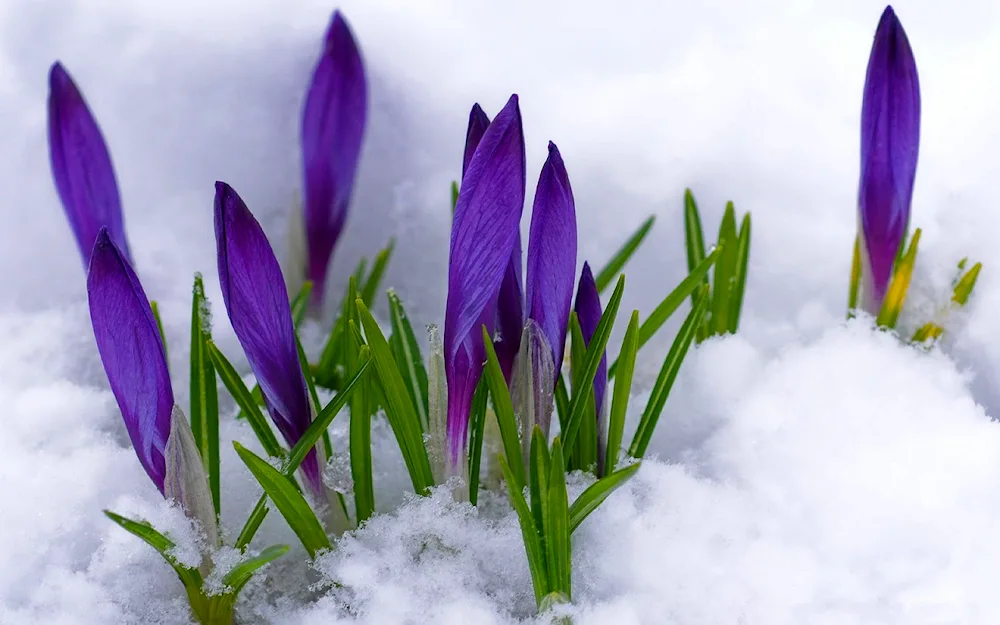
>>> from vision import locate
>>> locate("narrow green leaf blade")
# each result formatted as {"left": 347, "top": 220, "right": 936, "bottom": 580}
{"left": 529, "top": 426, "right": 551, "bottom": 555}
{"left": 150, "top": 301, "right": 169, "bottom": 363}
{"left": 356, "top": 300, "right": 435, "bottom": 494}
{"left": 594, "top": 215, "right": 655, "bottom": 293}
{"left": 728, "top": 213, "right": 751, "bottom": 334}
{"left": 481, "top": 326, "right": 526, "bottom": 490}
{"left": 710, "top": 203, "right": 738, "bottom": 336}
{"left": 360, "top": 240, "right": 395, "bottom": 307}
{"left": 629, "top": 285, "right": 707, "bottom": 458}
{"left": 221, "top": 544, "right": 289, "bottom": 594}
{"left": 466, "top": 378, "right": 489, "bottom": 506}
{"left": 546, "top": 438, "right": 571, "bottom": 597}
{"left": 568, "top": 462, "right": 641, "bottom": 533}
{"left": 561, "top": 275, "right": 625, "bottom": 454}
{"left": 207, "top": 342, "right": 283, "bottom": 459}
{"left": 290, "top": 281, "right": 314, "bottom": 329}
{"left": 387, "top": 291, "right": 429, "bottom": 430}
{"left": 189, "top": 274, "right": 220, "bottom": 515}
{"left": 234, "top": 442, "right": 331, "bottom": 558}
{"left": 605, "top": 311, "right": 639, "bottom": 474}
{"left": 104, "top": 510, "right": 203, "bottom": 590}
{"left": 683, "top": 189, "right": 707, "bottom": 276}
{"left": 499, "top": 455, "right": 548, "bottom": 605}
{"left": 568, "top": 316, "right": 597, "bottom": 473}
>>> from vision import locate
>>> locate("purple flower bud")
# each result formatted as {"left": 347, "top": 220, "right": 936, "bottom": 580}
{"left": 525, "top": 142, "right": 577, "bottom": 383}
{"left": 858, "top": 5, "right": 920, "bottom": 313}
{"left": 444, "top": 94, "right": 525, "bottom": 465}
{"left": 461, "top": 103, "right": 524, "bottom": 382}
{"left": 214, "top": 182, "right": 323, "bottom": 496}
{"left": 302, "top": 10, "right": 368, "bottom": 308}
{"left": 48, "top": 63, "right": 131, "bottom": 267}
{"left": 574, "top": 262, "right": 608, "bottom": 472}
{"left": 87, "top": 228, "right": 170, "bottom": 492}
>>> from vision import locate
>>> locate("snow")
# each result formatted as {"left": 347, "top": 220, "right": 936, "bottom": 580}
{"left": 3, "top": 0, "right": 1000, "bottom": 623}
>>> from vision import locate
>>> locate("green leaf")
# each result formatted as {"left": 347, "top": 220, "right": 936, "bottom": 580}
{"left": 569, "top": 462, "right": 641, "bottom": 533}
{"left": 876, "top": 228, "right": 922, "bottom": 329}
{"left": 290, "top": 281, "right": 314, "bottom": 329}
{"left": 605, "top": 311, "right": 639, "bottom": 475}
{"left": 387, "top": 291, "right": 429, "bottom": 430}
{"left": 499, "top": 454, "right": 548, "bottom": 605}
{"left": 561, "top": 275, "right": 625, "bottom": 454}
{"left": 728, "top": 213, "right": 751, "bottom": 334}
{"left": 466, "top": 378, "right": 489, "bottom": 506}
{"left": 608, "top": 248, "right": 718, "bottom": 379}
{"left": 235, "top": 497, "right": 268, "bottom": 550}
{"left": 234, "top": 442, "right": 330, "bottom": 558}
{"left": 221, "top": 544, "right": 289, "bottom": 595}
{"left": 287, "top": 348, "right": 371, "bottom": 473}
{"left": 295, "top": 333, "right": 330, "bottom": 458}
{"left": 451, "top": 181, "right": 460, "bottom": 215}
{"left": 710, "top": 202, "right": 738, "bottom": 336}
{"left": 568, "top": 316, "right": 597, "bottom": 473}
{"left": 594, "top": 215, "right": 655, "bottom": 294}
{"left": 348, "top": 327, "right": 374, "bottom": 525}
{"left": 360, "top": 240, "right": 395, "bottom": 307}
{"left": 189, "top": 274, "right": 220, "bottom": 516}
{"left": 848, "top": 235, "right": 861, "bottom": 316}
{"left": 480, "top": 325, "right": 527, "bottom": 491}
{"left": 356, "top": 300, "right": 435, "bottom": 494}
{"left": 150, "top": 301, "right": 169, "bottom": 363}
{"left": 104, "top": 510, "right": 203, "bottom": 591}
{"left": 207, "top": 341, "right": 283, "bottom": 459}
{"left": 554, "top": 374, "right": 570, "bottom": 432}
{"left": 317, "top": 259, "right": 367, "bottom": 387}
{"left": 529, "top": 426, "right": 551, "bottom": 554}
{"left": 629, "top": 284, "right": 707, "bottom": 458}
{"left": 683, "top": 189, "right": 708, "bottom": 277}
{"left": 545, "top": 438, "right": 571, "bottom": 598}
{"left": 953, "top": 261, "right": 982, "bottom": 306}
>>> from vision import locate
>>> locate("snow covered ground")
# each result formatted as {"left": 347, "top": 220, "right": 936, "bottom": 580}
{"left": 4, "top": 1, "right": 1000, "bottom": 623}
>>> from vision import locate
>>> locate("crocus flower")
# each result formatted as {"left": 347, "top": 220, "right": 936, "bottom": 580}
{"left": 214, "top": 182, "right": 323, "bottom": 496}
{"left": 48, "top": 62, "right": 131, "bottom": 267}
{"left": 445, "top": 94, "right": 526, "bottom": 469}
{"left": 88, "top": 229, "right": 217, "bottom": 547}
{"left": 524, "top": 142, "right": 577, "bottom": 382}
{"left": 462, "top": 103, "right": 524, "bottom": 381}
{"left": 574, "top": 262, "right": 608, "bottom": 472}
{"left": 857, "top": 5, "right": 920, "bottom": 314}
{"left": 302, "top": 10, "right": 368, "bottom": 309}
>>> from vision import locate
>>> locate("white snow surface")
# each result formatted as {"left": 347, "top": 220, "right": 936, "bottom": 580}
{"left": 3, "top": 1, "right": 1000, "bottom": 623}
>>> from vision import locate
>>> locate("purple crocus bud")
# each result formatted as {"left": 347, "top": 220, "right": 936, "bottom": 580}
{"left": 461, "top": 103, "right": 524, "bottom": 381}
{"left": 302, "top": 10, "right": 368, "bottom": 308}
{"left": 214, "top": 182, "right": 323, "bottom": 496}
{"left": 48, "top": 62, "right": 131, "bottom": 267}
{"left": 858, "top": 5, "right": 920, "bottom": 314}
{"left": 444, "top": 94, "right": 525, "bottom": 468}
{"left": 525, "top": 142, "right": 577, "bottom": 384}
{"left": 87, "top": 228, "right": 169, "bottom": 492}
{"left": 462, "top": 103, "right": 491, "bottom": 178}
{"left": 574, "top": 262, "right": 608, "bottom": 472}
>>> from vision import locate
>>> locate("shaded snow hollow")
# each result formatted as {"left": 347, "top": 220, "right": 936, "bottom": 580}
{"left": 4, "top": 1, "right": 1000, "bottom": 624}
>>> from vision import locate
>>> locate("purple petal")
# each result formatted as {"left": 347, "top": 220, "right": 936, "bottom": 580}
{"left": 495, "top": 233, "right": 524, "bottom": 382}
{"left": 858, "top": 5, "right": 920, "bottom": 313}
{"left": 87, "top": 228, "right": 170, "bottom": 493}
{"left": 574, "top": 262, "right": 608, "bottom": 465}
{"left": 48, "top": 62, "right": 131, "bottom": 267}
{"left": 302, "top": 10, "right": 368, "bottom": 307}
{"left": 525, "top": 142, "right": 577, "bottom": 383}
{"left": 444, "top": 94, "right": 526, "bottom": 462}
{"left": 214, "top": 182, "right": 322, "bottom": 495}
{"left": 462, "top": 103, "right": 491, "bottom": 178}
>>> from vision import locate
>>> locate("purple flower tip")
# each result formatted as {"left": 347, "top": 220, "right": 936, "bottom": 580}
{"left": 214, "top": 182, "right": 323, "bottom": 495}
{"left": 525, "top": 141, "right": 577, "bottom": 384}
{"left": 302, "top": 10, "right": 368, "bottom": 308}
{"left": 444, "top": 94, "right": 525, "bottom": 462}
{"left": 858, "top": 4, "right": 920, "bottom": 313}
{"left": 87, "top": 227, "right": 171, "bottom": 493}
{"left": 574, "top": 262, "right": 607, "bottom": 418}
{"left": 463, "top": 103, "right": 491, "bottom": 178}
{"left": 48, "top": 62, "right": 131, "bottom": 268}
